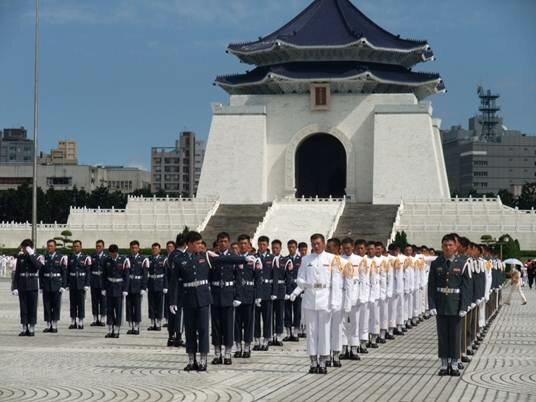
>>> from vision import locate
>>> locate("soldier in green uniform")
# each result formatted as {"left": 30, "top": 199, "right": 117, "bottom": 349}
{"left": 428, "top": 234, "right": 472, "bottom": 376}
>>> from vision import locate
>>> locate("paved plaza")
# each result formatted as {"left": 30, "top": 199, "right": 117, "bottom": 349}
{"left": 0, "top": 279, "right": 534, "bottom": 401}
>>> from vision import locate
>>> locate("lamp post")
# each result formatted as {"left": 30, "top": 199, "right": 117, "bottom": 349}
{"left": 31, "top": 0, "right": 40, "bottom": 244}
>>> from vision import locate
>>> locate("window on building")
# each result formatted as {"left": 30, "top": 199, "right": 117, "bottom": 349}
{"left": 474, "top": 171, "right": 488, "bottom": 177}
{"left": 46, "top": 177, "right": 72, "bottom": 186}
{"left": 310, "top": 83, "right": 330, "bottom": 111}
{"left": 473, "top": 160, "right": 488, "bottom": 166}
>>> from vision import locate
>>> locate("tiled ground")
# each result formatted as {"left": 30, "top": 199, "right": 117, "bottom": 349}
{"left": 0, "top": 279, "right": 534, "bottom": 401}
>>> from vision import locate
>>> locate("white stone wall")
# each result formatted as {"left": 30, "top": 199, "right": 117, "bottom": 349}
{"left": 197, "top": 93, "right": 450, "bottom": 205}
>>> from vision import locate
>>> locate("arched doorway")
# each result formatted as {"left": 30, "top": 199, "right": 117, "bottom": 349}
{"left": 295, "top": 133, "right": 346, "bottom": 198}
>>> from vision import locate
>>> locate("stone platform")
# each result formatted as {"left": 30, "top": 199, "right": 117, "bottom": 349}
{"left": 0, "top": 279, "right": 534, "bottom": 401}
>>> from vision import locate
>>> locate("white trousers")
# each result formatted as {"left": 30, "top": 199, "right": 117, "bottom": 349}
{"left": 380, "top": 298, "right": 389, "bottom": 330}
{"left": 348, "top": 303, "right": 361, "bottom": 346}
{"left": 505, "top": 281, "right": 527, "bottom": 305}
{"left": 304, "top": 308, "right": 331, "bottom": 357}
{"left": 423, "top": 285, "right": 429, "bottom": 312}
{"left": 395, "top": 294, "right": 404, "bottom": 326}
{"left": 388, "top": 296, "right": 397, "bottom": 328}
{"left": 478, "top": 300, "right": 486, "bottom": 328}
{"left": 369, "top": 301, "right": 380, "bottom": 335}
{"left": 359, "top": 302, "right": 370, "bottom": 341}
{"left": 331, "top": 309, "right": 344, "bottom": 352}
{"left": 404, "top": 293, "right": 412, "bottom": 321}
{"left": 413, "top": 289, "right": 421, "bottom": 318}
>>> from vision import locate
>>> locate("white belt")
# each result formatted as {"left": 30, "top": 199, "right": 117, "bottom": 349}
{"left": 263, "top": 279, "right": 273, "bottom": 284}
{"left": 437, "top": 287, "right": 460, "bottom": 294}
{"left": 43, "top": 273, "right": 61, "bottom": 277}
{"left": 242, "top": 281, "right": 254, "bottom": 286}
{"left": 70, "top": 272, "right": 85, "bottom": 276}
{"left": 108, "top": 278, "right": 123, "bottom": 283}
{"left": 149, "top": 274, "right": 165, "bottom": 279}
{"left": 313, "top": 283, "right": 327, "bottom": 289}
{"left": 277, "top": 280, "right": 286, "bottom": 285}
{"left": 91, "top": 271, "right": 102, "bottom": 276}
{"left": 129, "top": 275, "right": 142, "bottom": 280}
{"left": 211, "top": 281, "right": 234, "bottom": 287}
{"left": 20, "top": 272, "right": 38, "bottom": 277}
{"left": 184, "top": 280, "right": 208, "bottom": 288}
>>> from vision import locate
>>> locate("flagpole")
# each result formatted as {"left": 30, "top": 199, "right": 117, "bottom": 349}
{"left": 31, "top": 0, "right": 40, "bottom": 244}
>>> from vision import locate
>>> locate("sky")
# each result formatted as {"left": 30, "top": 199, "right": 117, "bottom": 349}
{"left": 0, "top": 0, "right": 535, "bottom": 170}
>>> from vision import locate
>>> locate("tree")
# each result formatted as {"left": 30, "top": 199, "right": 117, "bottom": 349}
{"left": 54, "top": 230, "right": 74, "bottom": 250}
{"left": 480, "top": 234, "right": 495, "bottom": 246}
{"left": 392, "top": 231, "right": 408, "bottom": 250}
{"left": 497, "top": 189, "right": 516, "bottom": 207}
{"left": 517, "top": 182, "right": 536, "bottom": 210}
{"left": 497, "top": 234, "right": 521, "bottom": 259}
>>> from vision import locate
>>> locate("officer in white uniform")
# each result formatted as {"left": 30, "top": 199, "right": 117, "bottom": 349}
{"left": 290, "top": 233, "right": 341, "bottom": 374}
{"left": 366, "top": 242, "right": 380, "bottom": 348}
{"left": 356, "top": 239, "right": 371, "bottom": 353}
{"left": 375, "top": 242, "right": 389, "bottom": 343}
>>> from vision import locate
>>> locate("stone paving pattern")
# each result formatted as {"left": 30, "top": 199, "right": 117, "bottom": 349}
{"left": 0, "top": 279, "right": 534, "bottom": 401}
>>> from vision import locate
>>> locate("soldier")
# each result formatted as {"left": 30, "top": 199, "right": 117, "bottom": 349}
{"left": 375, "top": 242, "right": 392, "bottom": 343}
{"left": 67, "top": 240, "right": 91, "bottom": 329}
{"left": 90, "top": 240, "right": 107, "bottom": 327}
{"left": 428, "top": 234, "right": 472, "bottom": 376}
{"left": 340, "top": 237, "right": 361, "bottom": 360}
{"left": 147, "top": 242, "right": 167, "bottom": 331}
{"left": 11, "top": 239, "right": 43, "bottom": 336}
{"left": 253, "top": 235, "right": 277, "bottom": 351}
{"left": 389, "top": 244, "right": 406, "bottom": 336}
{"left": 168, "top": 231, "right": 254, "bottom": 372}
{"left": 163, "top": 240, "right": 176, "bottom": 329}
{"left": 355, "top": 239, "right": 371, "bottom": 353}
{"left": 234, "top": 234, "right": 258, "bottom": 358}
{"left": 271, "top": 239, "right": 289, "bottom": 347}
{"left": 283, "top": 239, "right": 302, "bottom": 342}
{"left": 401, "top": 244, "right": 414, "bottom": 331}
{"left": 326, "top": 238, "right": 350, "bottom": 368}
{"left": 289, "top": 233, "right": 342, "bottom": 374}
{"left": 126, "top": 240, "right": 149, "bottom": 335}
{"left": 166, "top": 236, "right": 185, "bottom": 347}
{"left": 366, "top": 242, "right": 380, "bottom": 349}
{"left": 230, "top": 242, "right": 240, "bottom": 255}
{"left": 456, "top": 237, "right": 473, "bottom": 367}
{"left": 102, "top": 244, "right": 130, "bottom": 338}
{"left": 297, "top": 241, "right": 309, "bottom": 338}
{"left": 39, "top": 239, "right": 67, "bottom": 333}
{"left": 210, "top": 232, "right": 240, "bottom": 365}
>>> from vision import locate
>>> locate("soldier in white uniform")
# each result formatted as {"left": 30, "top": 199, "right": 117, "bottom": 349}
{"left": 340, "top": 238, "right": 362, "bottom": 360}
{"left": 366, "top": 242, "right": 380, "bottom": 348}
{"left": 375, "top": 242, "right": 389, "bottom": 343}
{"left": 389, "top": 245, "right": 405, "bottom": 336}
{"left": 290, "top": 233, "right": 342, "bottom": 374}
{"left": 402, "top": 245, "right": 414, "bottom": 331}
{"left": 356, "top": 239, "right": 371, "bottom": 353}
{"left": 413, "top": 251, "right": 425, "bottom": 324}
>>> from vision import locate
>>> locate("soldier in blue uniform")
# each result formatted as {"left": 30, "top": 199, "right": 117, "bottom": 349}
{"left": 234, "top": 234, "right": 257, "bottom": 358}
{"left": 428, "top": 234, "right": 472, "bottom": 376}
{"left": 168, "top": 231, "right": 254, "bottom": 372}
{"left": 11, "top": 239, "right": 43, "bottom": 336}
{"left": 102, "top": 244, "right": 130, "bottom": 338}
{"left": 166, "top": 236, "right": 186, "bottom": 347}
{"left": 210, "top": 232, "right": 241, "bottom": 365}
{"left": 253, "top": 236, "right": 277, "bottom": 351}
{"left": 271, "top": 239, "right": 289, "bottom": 347}
{"left": 147, "top": 242, "right": 167, "bottom": 331}
{"left": 90, "top": 240, "right": 107, "bottom": 327}
{"left": 283, "top": 239, "right": 301, "bottom": 342}
{"left": 67, "top": 240, "right": 91, "bottom": 329}
{"left": 39, "top": 239, "right": 67, "bottom": 333}
{"left": 126, "top": 240, "right": 149, "bottom": 335}
{"left": 163, "top": 240, "right": 176, "bottom": 329}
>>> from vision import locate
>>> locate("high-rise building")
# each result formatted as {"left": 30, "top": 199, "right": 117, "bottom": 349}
{"left": 151, "top": 131, "right": 205, "bottom": 196}
{"left": 40, "top": 139, "right": 78, "bottom": 165}
{"left": 441, "top": 88, "right": 536, "bottom": 195}
{"left": 0, "top": 127, "right": 33, "bottom": 164}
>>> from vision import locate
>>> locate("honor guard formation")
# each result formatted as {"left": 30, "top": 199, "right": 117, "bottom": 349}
{"left": 10, "top": 229, "right": 508, "bottom": 376}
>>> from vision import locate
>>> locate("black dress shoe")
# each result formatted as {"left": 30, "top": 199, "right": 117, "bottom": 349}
{"left": 308, "top": 366, "right": 318, "bottom": 374}
{"left": 466, "top": 349, "right": 474, "bottom": 356}
{"left": 359, "top": 346, "right": 369, "bottom": 354}
{"left": 212, "top": 356, "right": 223, "bottom": 365}
{"left": 148, "top": 325, "right": 156, "bottom": 331}
{"left": 223, "top": 358, "right": 232, "bottom": 365}
{"left": 282, "top": 336, "right": 291, "bottom": 342}
{"left": 401, "top": 327, "right": 408, "bottom": 333}
{"left": 298, "top": 333, "right": 306, "bottom": 338}
{"left": 78, "top": 325, "right": 84, "bottom": 330}
{"left": 51, "top": 328, "right": 58, "bottom": 333}
{"left": 318, "top": 366, "right": 327, "bottom": 374}
{"left": 184, "top": 363, "right": 196, "bottom": 372}
{"left": 27, "top": 332, "right": 35, "bottom": 337}
{"left": 438, "top": 368, "right": 449, "bottom": 376}
{"left": 167, "top": 338, "right": 175, "bottom": 347}
{"left": 290, "top": 335, "right": 299, "bottom": 342}
{"left": 385, "top": 334, "right": 395, "bottom": 340}
{"left": 154, "top": 326, "right": 161, "bottom": 331}
{"left": 242, "top": 351, "right": 251, "bottom": 358}
{"left": 197, "top": 364, "right": 207, "bottom": 372}
{"left": 272, "top": 340, "right": 283, "bottom": 346}
{"left": 325, "top": 359, "right": 331, "bottom": 367}
{"left": 370, "top": 343, "right": 379, "bottom": 349}
{"left": 378, "top": 338, "right": 386, "bottom": 344}
{"left": 349, "top": 351, "right": 361, "bottom": 361}
{"left": 90, "top": 322, "right": 98, "bottom": 327}
{"left": 234, "top": 351, "right": 243, "bottom": 358}
{"left": 98, "top": 321, "right": 106, "bottom": 327}
{"left": 19, "top": 331, "right": 27, "bottom": 336}
{"left": 43, "top": 328, "right": 51, "bottom": 333}
{"left": 339, "top": 350, "right": 349, "bottom": 360}
{"left": 174, "top": 338, "right": 184, "bottom": 347}
{"left": 69, "top": 324, "right": 77, "bottom": 329}
{"left": 105, "top": 333, "right": 114, "bottom": 338}
{"left": 457, "top": 362, "right": 464, "bottom": 370}
{"left": 366, "top": 342, "right": 372, "bottom": 348}
{"left": 393, "top": 328, "right": 403, "bottom": 335}
{"left": 162, "top": 323, "right": 168, "bottom": 328}
{"left": 133, "top": 330, "right": 140, "bottom": 335}
{"left": 253, "top": 344, "right": 260, "bottom": 351}
{"left": 461, "top": 355, "right": 471, "bottom": 363}
{"left": 333, "top": 360, "right": 342, "bottom": 368}
{"left": 113, "top": 333, "right": 120, "bottom": 338}
{"left": 127, "top": 329, "right": 133, "bottom": 335}
{"left": 450, "top": 368, "right": 461, "bottom": 377}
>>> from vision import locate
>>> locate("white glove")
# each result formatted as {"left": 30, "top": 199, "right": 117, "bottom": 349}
{"left": 233, "top": 300, "right": 242, "bottom": 308}
{"left": 101, "top": 290, "right": 106, "bottom": 296}
{"left": 65, "top": 287, "right": 70, "bottom": 292}
{"left": 270, "top": 295, "right": 277, "bottom": 300}
{"left": 141, "top": 289, "right": 147, "bottom": 296}
{"left": 59, "top": 287, "right": 65, "bottom": 294}
{"left": 12, "top": 289, "right": 19, "bottom": 296}
{"left": 471, "top": 303, "right": 476, "bottom": 309}
{"left": 290, "top": 293, "right": 297, "bottom": 302}
{"left": 169, "top": 305, "right": 178, "bottom": 314}
{"left": 122, "top": 291, "right": 128, "bottom": 297}
{"left": 429, "top": 308, "right": 437, "bottom": 316}
{"left": 206, "top": 250, "right": 219, "bottom": 258}
{"left": 246, "top": 255, "right": 256, "bottom": 264}
{"left": 163, "top": 288, "right": 168, "bottom": 294}
{"left": 459, "top": 310, "right": 467, "bottom": 318}
{"left": 255, "top": 298, "right": 262, "bottom": 307}
{"left": 284, "top": 294, "right": 290, "bottom": 300}
{"left": 84, "top": 286, "right": 90, "bottom": 291}
{"left": 25, "top": 246, "right": 35, "bottom": 256}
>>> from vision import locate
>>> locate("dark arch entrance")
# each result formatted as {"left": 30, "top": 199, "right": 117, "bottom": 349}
{"left": 295, "top": 133, "right": 346, "bottom": 198}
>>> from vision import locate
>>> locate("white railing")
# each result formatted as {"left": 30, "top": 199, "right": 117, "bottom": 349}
{"left": 327, "top": 197, "right": 346, "bottom": 239}
{"left": 388, "top": 200, "right": 404, "bottom": 245}
{"left": 197, "top": 198, "right": 221, "bottom": 232}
